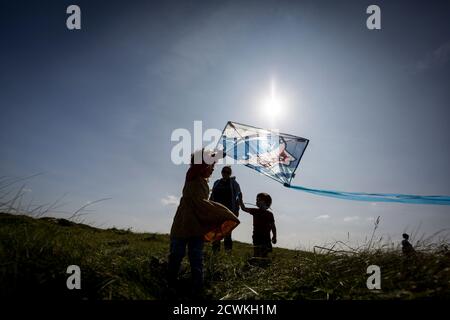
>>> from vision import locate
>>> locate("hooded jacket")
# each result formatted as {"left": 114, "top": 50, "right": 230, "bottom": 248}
{"left": 170, "top": 176, "right": 240, "bottom": 241}
{"left": 210, "top": 176, "right": 241, "bottom": 215}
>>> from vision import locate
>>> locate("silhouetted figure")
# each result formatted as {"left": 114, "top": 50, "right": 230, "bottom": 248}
{"left": 167, "top": 150, "right": 240, "bottom": 296}
{"left": 210, "top": 166, "right": 241, "bottom": 252}
{"left": 401, "top": 233, "right": 415, "bottom": 256}
{"left": 239, "top": 192, "right": 277, "bottom": 258}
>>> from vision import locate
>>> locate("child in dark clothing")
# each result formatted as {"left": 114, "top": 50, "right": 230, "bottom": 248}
{"left": 239, "top": 192, "right": 277, "bottom": 258}
{"left": 401, "top": 233, "right": 415, "bottom": 256}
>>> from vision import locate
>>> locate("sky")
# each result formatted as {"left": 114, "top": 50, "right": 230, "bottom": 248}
{"left": 1, "top": 0, "right": 450, "bottom": 250}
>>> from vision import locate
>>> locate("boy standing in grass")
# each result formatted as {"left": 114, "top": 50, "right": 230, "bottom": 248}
{"left": 239, "top": 192, "right": 277, "bottom": 258}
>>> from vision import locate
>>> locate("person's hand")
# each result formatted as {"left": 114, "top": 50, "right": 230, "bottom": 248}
{"left": 272, "top": 237, "right": 277, "bottom": 244}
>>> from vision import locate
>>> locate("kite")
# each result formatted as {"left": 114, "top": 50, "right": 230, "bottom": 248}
{"left": 216, "top": 121, "right": 450, "bottom": 205}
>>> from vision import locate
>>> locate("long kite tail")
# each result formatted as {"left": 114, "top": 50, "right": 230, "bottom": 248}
{"left": 285, "top": 184, "right": 450, "bottom": 205}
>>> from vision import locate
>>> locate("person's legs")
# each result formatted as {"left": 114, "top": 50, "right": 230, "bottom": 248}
{"left": 253, "top": 244, "right": 261, "bottom": 257}
{"left": 261, "top": 237, "right": 273, "bottom": 258}
{"left": 252, "top": 234, "right": 263, "bottom": 257}
{"left": 224, "top": 233, "right": 232, "bottom": 251}
{"left": 167, "top": 237, "right": 187, "bottom": 286}
{"left": 252, "top": 234, "right": 257, "bottom": 257}
{"left": 188, "top": 237, "right": 205, "bottom": 293}
{"left": 260, "top": 244, "right": 269, "bottom": 258}
{"left": 212, "top": 240, "right": 221, "bottom": 253}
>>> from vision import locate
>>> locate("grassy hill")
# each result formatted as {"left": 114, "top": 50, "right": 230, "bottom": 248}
{"left": 1, "top": 212, "right": 449, "bottom": 300}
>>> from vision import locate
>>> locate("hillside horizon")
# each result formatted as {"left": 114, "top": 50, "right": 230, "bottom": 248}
{"left": 1, "top": 211, "right": 449, "bottom": 300}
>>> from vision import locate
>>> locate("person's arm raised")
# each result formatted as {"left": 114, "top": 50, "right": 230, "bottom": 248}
{"left": 238, "top": 193, "right": 252, "bottom": 214}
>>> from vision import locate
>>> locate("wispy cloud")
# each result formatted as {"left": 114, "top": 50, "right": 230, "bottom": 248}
{"left": 277, "top": 214, "right": 295, "bottom": 223}
{"left": 315, "top": 214, "right": 330, "bottom": 220}
{"left": 161, "top": 195, "right": 179, "bottom": 207}
{"left": 417, "top": 41, "right": 450, "bottom": 71}
{"left": 343, "top": 216, "right": 360, "bottom": 222}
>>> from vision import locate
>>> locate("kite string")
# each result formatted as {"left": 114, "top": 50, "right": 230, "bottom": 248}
{"left": 242, "top": 202, "right": 276, "bottom": 213}
{"left": 286, "top": 184, "right": 450, "bottom": 205}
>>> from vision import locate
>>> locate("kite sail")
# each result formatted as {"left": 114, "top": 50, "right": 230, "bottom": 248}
{"left": 216, "top": 121, "right": 309, "bottom": 185}
{"left": 216, "top": 121, "right": 450, "bottom": 205}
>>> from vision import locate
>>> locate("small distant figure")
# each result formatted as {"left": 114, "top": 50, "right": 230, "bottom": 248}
{"left": 239, "top": 192, "right": 277, "bottom": 258}
{"left": 401, "top": 233, "right": 415, "bottom": 256}
{"left": 210, "top": 166, "right": 241, "bottom": 252}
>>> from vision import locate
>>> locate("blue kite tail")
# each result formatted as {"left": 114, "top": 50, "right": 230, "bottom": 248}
{"left": 285, "top": 183, "right": 450, "bottom": 205}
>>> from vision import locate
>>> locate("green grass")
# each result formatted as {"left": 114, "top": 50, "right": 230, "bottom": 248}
{"left": 1, "top": 212, "right": 449, "bottom": 300}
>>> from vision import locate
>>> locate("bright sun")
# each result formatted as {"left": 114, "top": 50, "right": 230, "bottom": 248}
{"left": 262, "top": 80, "right": 285, "bottom": 118}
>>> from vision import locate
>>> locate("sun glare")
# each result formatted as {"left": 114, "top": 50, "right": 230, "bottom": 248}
{"left": 262, "top": 80, "right": 285, "bottom": 119}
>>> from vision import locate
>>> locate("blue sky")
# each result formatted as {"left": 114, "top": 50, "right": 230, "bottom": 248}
{"left": 1, "top": 0, "right": 450, "bottom": 249}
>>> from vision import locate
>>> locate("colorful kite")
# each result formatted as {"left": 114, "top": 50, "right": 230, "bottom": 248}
{"left": 216, "top": 121, "right": 450, "bottom": 205}
{"left": 217, "top": 121, "right": 308, "bottom": 185}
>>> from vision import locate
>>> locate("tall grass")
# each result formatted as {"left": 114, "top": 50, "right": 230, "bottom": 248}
{"left": 0, "top": 174, "right": 110, "bottom": 223}
{"left": 1, "top": 177, "right": 449, "bottom": 300}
